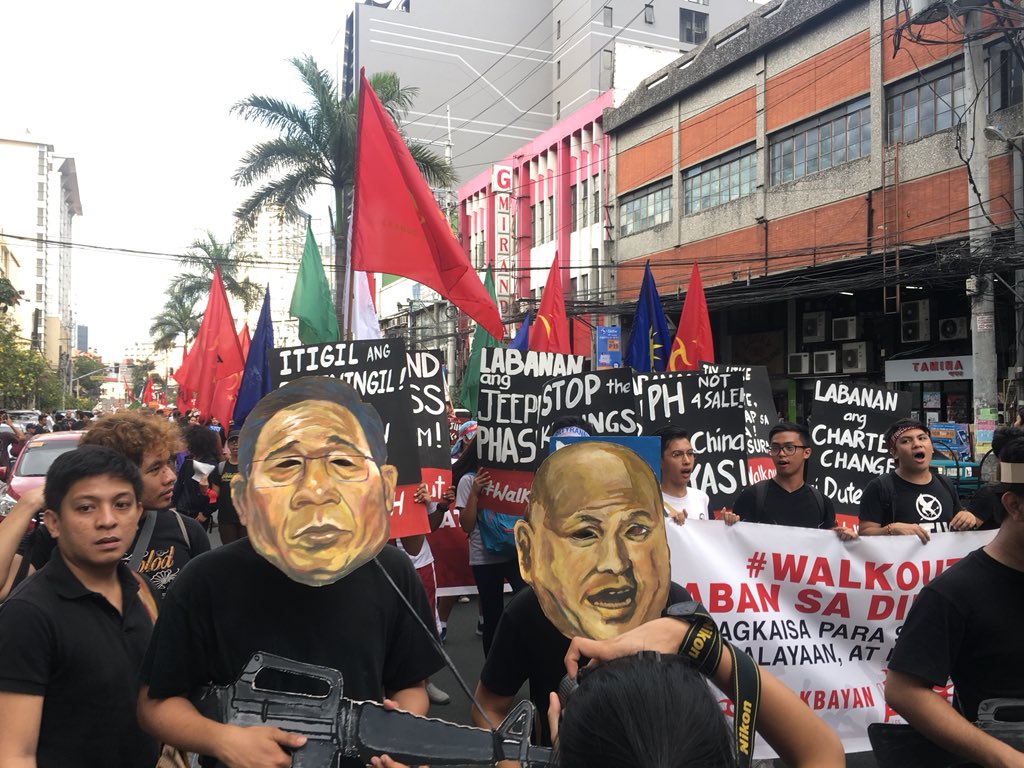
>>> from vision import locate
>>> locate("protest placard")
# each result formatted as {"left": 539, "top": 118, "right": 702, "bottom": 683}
{"left": 407, "top": 350, "right": 452, "bottom": 498}
{"left": 270, "top": 339, "right": 428, "bottom": 536}
{"left": 538, "top": 367, "right": 638, "bottom": 452}
{"left": 807, "top": 380, "right": 910, "bottom": 523}
{"left": 476, "top": 347, "right": 584, "bottom": 515}
{"left": 667, "top": 520, "right": 996, "bottom": 757}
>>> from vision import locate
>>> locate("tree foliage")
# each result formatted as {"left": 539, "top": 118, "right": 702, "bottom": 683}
{"left": 0, "top": 315, "right": 86, "bottom": 410}
{"left": 168, "top": 232, "right": 262, "bottom": 314}
{"left": 232, "top": 58, "right": 455, "bottom": 332}
{"left": 150, "top": 284, "right": 201, "bottom": 352}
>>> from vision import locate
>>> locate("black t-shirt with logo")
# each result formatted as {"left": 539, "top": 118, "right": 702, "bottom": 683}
{"left": 733, "top": 479, "right": 837, "bottom": 529}
{"left": 216, "top": 460, "right": 240, "bottom": 526}
{"left": 859, "top": 473, "right": 960, "bottom": 532}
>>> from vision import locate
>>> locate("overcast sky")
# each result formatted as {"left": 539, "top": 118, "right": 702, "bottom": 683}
{"left": 1, "top": 0, "right": 353, "bottom": 359}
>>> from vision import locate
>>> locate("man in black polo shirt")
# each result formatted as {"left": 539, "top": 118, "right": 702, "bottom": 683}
{"left": 0, "top": 446, "right": 158, "bottom": 768}
{"left": 724, "top": 422, "right": 857, "bottom": 539}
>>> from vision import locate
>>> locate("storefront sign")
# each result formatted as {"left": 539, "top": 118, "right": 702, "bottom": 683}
{"left": 492, "top": 165, "right": 514, "bottom": 319}
{"left": 884, "top": 356, "right": 973, "bottom": 381}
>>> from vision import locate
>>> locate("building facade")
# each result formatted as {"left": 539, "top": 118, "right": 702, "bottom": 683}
{"left": 607, "top": 0, "right": 1023, "bottom": 421}
{"left": 0, "top": 137, "right": 80, "bottom": 382}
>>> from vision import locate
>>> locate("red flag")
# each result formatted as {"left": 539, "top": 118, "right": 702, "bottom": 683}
{"left": 175, "top": 269, "right": 245, "bottom": 427}
{"left": 668, "top": 262, "right": 714, "bottom": 371}
{"left": 158, "top": 389, "right": 168, "bottom": 407}
{"left": 124, "top": 378, "right": 134, "bottom": 403}
{"left": 238, "top": 324, "right": 251, "bottom": 361}
{"left": 141, "top": 375, "right": 154, "bottom": 405}
{"left": 528, "top": 254, "right": 570, "bottom": 354}
{"left": 351, "top": 69, "right": 503, "bottom": 340}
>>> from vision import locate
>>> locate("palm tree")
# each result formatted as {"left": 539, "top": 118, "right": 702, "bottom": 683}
{"left": 170, "top": 232, "right": 263, "bottom": 314}
{"left": 150, "top": 287, "right": 201, "bottom": 352}
{"left": 231, "top": 56, "right": 456, "bottom": 335}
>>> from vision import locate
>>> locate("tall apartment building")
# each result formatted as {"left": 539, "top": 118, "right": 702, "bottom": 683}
{"left": 239, "top": 205, "right": 329, "bottom": 349}
{"left": 0, "top": 137, "right": 80, "bottom": 373}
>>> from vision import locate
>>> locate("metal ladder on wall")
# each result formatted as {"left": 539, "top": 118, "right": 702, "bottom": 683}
{"left": 881, "top": 143, "right": 901, "bottom": 315}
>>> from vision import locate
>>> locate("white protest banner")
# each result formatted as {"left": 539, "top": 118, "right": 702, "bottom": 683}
{"left": 666, "top": 520, "right": 996, "bottom": 756}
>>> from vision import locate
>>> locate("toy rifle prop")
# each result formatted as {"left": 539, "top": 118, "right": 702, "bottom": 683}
{"left": 868, "top": 699, "right": 1024, "bottom": 768}
{"left": 191, "top": 652, "right": 554, "bottom": 768}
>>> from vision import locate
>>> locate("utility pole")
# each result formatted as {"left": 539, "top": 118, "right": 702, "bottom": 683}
{"left": 965, "top": 10, "right": 998, "bottom": 446}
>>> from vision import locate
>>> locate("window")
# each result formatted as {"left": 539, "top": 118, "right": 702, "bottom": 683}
{"left": 644, "top": 3, "right": 655, "bottom": 23}
{"left": 37, "top": 149, "right": 46, "bottom": 175}
{"left": 680, "top": 9, "right": 708, "bottom": 45}
{"left": 538, "top": 200, "right": 545, "bottom": 243}
{"left": 531, "top": 204, "right": 537, "bottom": 242}
{"left": 990, "top": 43, "right": 1022, "bottom": 112}
{"left": 581, "top": 179, "right": 589, "bottom": 227}
{"left": 36, "top": 284, "right": 43, "bottom": 302}
{"left": 36, "top": 259, "right": 44, "bottom": 277}
{"left": 556, "top": 20, "right": 561, "bottom": 39}
{"left": 37, "top": 182, "right": 45, "bottom": 202}
{"left": 619, "top": 178, "right": 672, "bottom": 237}
{"left": 36, "top": 208, "right": 44, "bottom": 226}
{"left": 547, "top": 197, "right": 555, "bottom": 241}
{"left": 571, "top": 277, "right": 579, "bottom": 297}
{"left": 770, "top": 96, "right": 871, "bottom": 185}
{"left": 592, "top": 177, "right": 600, "bottom": 224}
{"left": 580, "top": 273, "right": 590, "bottom": 296}
{"left": 602, "top": 49, "right": 613, "bottom": 69}
{"left": 603, "top": 6, "right": 613, "bottom": 26}
{"left": 556, "top": 100, "right": 561, "bottom": 120}
{"left": 36, "top": 238, "right": 43, "bottom": 252}
{"left": 556, "top": 60, "right": 561, "bottom": 79}
{"left": 570, "top": 184, "right": 578, "bottom": 230}
{"left": 683, "top": 145, "right": 757, "bottom": 214}
{"left": 886, "top": 61, "right": 965, "bottom": 145}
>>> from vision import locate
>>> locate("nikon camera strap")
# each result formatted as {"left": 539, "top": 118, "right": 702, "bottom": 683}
{"left": 668, "top": 600, "right": 762, "bottom": 768}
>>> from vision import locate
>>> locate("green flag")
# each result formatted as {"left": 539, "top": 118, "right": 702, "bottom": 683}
{"left": 460, "top": 266, "right": 503, "bottom": 413}
{"left": 290, "top": 222, "right": 341, "bottom": 344}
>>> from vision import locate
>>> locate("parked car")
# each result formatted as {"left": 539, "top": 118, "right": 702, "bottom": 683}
{"left": 5, "top": 410, "right": 41, "bottom": 431}
{"left": 0, "top": 431, "right": 83, "bottom": 518}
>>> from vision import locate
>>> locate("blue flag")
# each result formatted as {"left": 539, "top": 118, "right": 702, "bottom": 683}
{"left": 509, "top": 313, "right": 531, "bottom": 351}
{"left": 624, "top": 263, "right": 671, "bottom": 372}
{"left": 233, "top": 288, "right": 275, "bottom": 426}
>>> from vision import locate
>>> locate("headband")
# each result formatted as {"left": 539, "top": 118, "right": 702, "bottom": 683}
{"left": 551, "top": 426, "right": 590, "bottom": 439}
{"left": 889, "top": 425, "right": 926, "bottom": 448}
{"left": 1000, "top": 462, "right": 1024, "bottom": 484}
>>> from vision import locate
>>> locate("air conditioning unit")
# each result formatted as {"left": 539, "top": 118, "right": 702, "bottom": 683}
{"left": 813, "top": 349, "right": 838, "bottom": 375}
{"left": 842, "top": 342, "right": 868, "bottom": 374}
{"left": 901, "top": 299, "right": 931, "bottom": 343}
{"left": 833, "top": 316, "right": 858, "bottom": 341}
{"left": 803, "top": 311, "right": 826, "bottom": 343}
{"left": 939, "top": 317, "right": 968, "bottom": 341}
{"left": 788, "top": 353, "right": 810, "bottom": 375}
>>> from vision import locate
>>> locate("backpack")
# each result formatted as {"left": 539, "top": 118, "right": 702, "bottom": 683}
{"left": 754, "top": 479, "right": 826, "bottom": 525}
{"left": 875, "top": 472, "right": 958, "bottom": 525}
{"left": 476, "top": 508, "right": 519, "bottom": 558}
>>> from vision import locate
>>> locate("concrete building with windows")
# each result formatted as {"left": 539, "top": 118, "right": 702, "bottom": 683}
{"left": 606, "top": 0, "right": 1024, "bottom": 421}
{"left": 345, "top": 0, "right": 764, "bottom": 367}
{"left": 0, "top": 137, "right": 80, "bottom": 381}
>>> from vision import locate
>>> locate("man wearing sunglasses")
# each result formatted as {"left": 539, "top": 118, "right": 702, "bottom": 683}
{"left": 138, "top": 377, "right": 443, "bottom": 768}
{"left": 722, "top": 422, "right": 857, "bottom": 540}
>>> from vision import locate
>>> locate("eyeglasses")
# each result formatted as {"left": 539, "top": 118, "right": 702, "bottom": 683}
{"left": 769, "top": 443, "right": 807, "bottom": 456}
{"left": 250, "top": 451, "right": 375, "bottom": 488}
{"left": 670, "top": 450, "right": 698, "bottom": 459}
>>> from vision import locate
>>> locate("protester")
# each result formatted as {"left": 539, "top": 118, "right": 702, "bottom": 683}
{"left": 215, "top": 429, "right": 246, "bottom": 544}
{"left": 454, "top": 434, "right": 526, "bottom": 656}
{"left": 172, "top": 424, "right": 223, "bottom": 530}
{"left": 656, "top": 425, "right": 710, "bottom": 523}
{"left": 724, "top": 422, "right": 856, "bottom": 540}
{"left": 556, "top": 616, "right": 845, "bottom": 768}
{"left": 859, "top": 418, "right": 981, "bottom": 543}
{"left": 137, "top": 377, "right": 443, "bottom": 767}
{"left": 1, "top": 411, "right": 210, "bottom": 600}
{"left": 884, "top": 430, "right": 1024, "bottom": 767}
{"left": 0, "top": 446, "right": 160, "bottom": 768}
{"left": 472, "top": 441, "right": 690, "bottom": 746}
